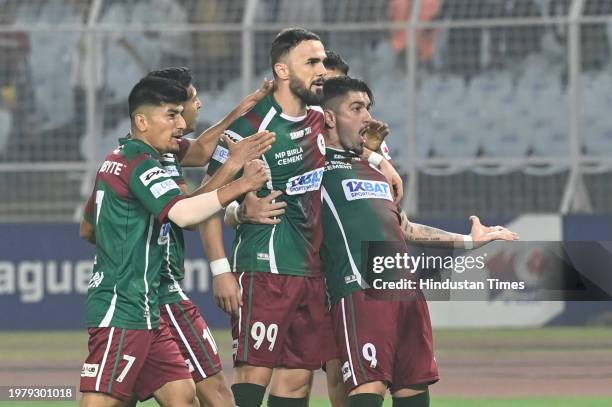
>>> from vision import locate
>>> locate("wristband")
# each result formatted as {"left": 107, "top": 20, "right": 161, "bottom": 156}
{"left": 463, "top": 234, "right": 474, "bottom": 250}
{"left": 368, "top": 151, "right": 384, "bottom": 167}
{"left": 224, "top": 201, "right": 241, "bottom": 228}
{"left": 210, "top": 258, "right": 231, "bottom": 277}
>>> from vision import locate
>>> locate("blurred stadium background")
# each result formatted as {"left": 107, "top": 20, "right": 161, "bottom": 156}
{"left": 1, "top": 0, "right": 612, "bottom": 405}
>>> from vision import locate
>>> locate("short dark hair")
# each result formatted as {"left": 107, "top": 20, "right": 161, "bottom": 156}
{"left": 270, "top": 28, "right": 321, "bottom": 77}
{"left": 322, "top": 76, "right": 374, "bottom": 108}
{"left": 147, "top": 67, "right": 192, "bottom": 89}
{"left": 128, "top": 76, "right": 188, "bottom": 118}
{"left": 324, "top": 50, "right": 349, "bottom": 75}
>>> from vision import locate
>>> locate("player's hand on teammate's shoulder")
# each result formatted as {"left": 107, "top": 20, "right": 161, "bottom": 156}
{"left": 241, "top": 159, "right": 269, "bottom": 191}
{"left": 239, "top": 190, "right": 287, "bottom": 225}
{"left": 224, "top": 131, "right": 275, "bottom": 166}
{"left": 379, "top": 158, "right": 403, "bottom": 205}
{"left": 239, "top": 79, "right": 274, "bottom": 113}
{"left": 213, "top": 273, "right": 242, "bottom": 316}
{"left": 470, "top": 215, "right": 520, "bottom": 248}
{"left": 364, "top": 120, "right": 390, "bottom": 152}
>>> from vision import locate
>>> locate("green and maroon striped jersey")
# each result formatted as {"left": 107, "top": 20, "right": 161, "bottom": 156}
{"left": 207, "top": 93, "right": 326, "bottom": 277}
{"left": 83, "top": 138, "right": 184, "bottom": 329}
{"left": 320, "top": 148, "right": 403, "bottom": 304}
{"left": 158, "top": 139, "right": 191, "bottom": 305}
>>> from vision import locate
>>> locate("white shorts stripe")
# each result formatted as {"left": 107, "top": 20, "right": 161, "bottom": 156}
{"left": 95, "top": 327, "right": 115, "bottom": 392}
{"left": 165, "top": 304, "right": 207, "bottom": 380}
{"left": 341, "top": 298, "right": 358, "bottom": 387}
{"left": 237, "top": 272, "right": 245, "bottom": 336}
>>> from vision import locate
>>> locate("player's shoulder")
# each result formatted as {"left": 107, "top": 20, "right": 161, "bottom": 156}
{"left": 228, "top": 94, "right": 278, "bottom": 137}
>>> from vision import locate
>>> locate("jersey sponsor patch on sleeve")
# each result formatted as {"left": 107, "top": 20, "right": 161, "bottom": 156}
{"left": 162, "top": 165, "right": 180, "bottom": 177}
{"left": 150, "top": 179, "right": 180, "bottom": 199}
{"left": 139, "top": 166, "right": 170, "bottom": 186}
{"left": 286, "top": 167, "right": 324, "bottom": 195}
{"left": 342, "top": 179, "right": 393, "bottom": 201}
{"left": 212, "top": 145, "right": 230, "bottom": 164}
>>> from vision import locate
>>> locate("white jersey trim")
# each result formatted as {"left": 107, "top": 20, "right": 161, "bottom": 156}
{"left": 99, "top": 285, "right": 117, "bottom": 327}
{"left": 280, "top": 112, "right": 307, "bottom": 122}
{"left": 143, "top": 215, "right": 154, "bottom": 330}
{"left": 165, "top": 239, "right": 189, "bottom": 301}
{"left": 322, "top": 187, "right": 362, "bottom": 285}
{"left": 165, "top": 304, "right": 207, "bottom": 379}
{"left": 268, "top": 225, "right": 279, "bottom": 274}
{"left": 95, "top": 327, "right": 115, "bottom": 391}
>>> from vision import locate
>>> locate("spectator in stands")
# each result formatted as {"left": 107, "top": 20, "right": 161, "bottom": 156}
{"left": 389, "top": 0, "right": 442, "bottom": 73}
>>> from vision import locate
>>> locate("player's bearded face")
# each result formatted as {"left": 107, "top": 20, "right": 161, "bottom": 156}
{"left": 288, "top": 70, "right": 323, "bottom": 106}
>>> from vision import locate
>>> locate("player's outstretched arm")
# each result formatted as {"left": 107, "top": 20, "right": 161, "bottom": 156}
{"left": 168, "top": 160, "right": 269, "bottom": 228}
{"left": 401, "top": 212, "right": 519, "bottom": 249}
{"left": 181, "top": 80, "right": 274, "bottom": 167}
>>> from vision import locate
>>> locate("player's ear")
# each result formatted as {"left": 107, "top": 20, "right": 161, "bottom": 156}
{"left": 324, "top": 109, "right": 336, "bottom": 129}
{"left": 133, "top": 112, "right": 147, "bottom": 132}
{"left": 274, "top": 62, "right": 289, "bottom": 80}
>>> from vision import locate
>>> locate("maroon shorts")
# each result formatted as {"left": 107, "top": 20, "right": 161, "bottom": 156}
{"left": 160, "top": 299, "right": 223, "bottom": 383}
{"left": 331, "top": 290, "right": 439, "bottom": 393}
{"left": 320, "top": 307, "right": 341, "bottom": 367}
{"left": 79, "top": 321, "right": 192, "bottom": 401}
{"left": 232, "top": 272, "right": 328, "bottom": 370}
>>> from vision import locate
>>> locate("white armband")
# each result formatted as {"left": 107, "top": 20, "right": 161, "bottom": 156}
{"left": 462, "top": 234, "right": 474, "bottom": 250}
{"left": 368, "top": 151, "right": 384, "bottom": 167}
{"left": 210, "top": 258, "right": 231, "bottom": 277}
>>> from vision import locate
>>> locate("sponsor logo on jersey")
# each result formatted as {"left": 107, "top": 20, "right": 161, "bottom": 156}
{"left": 81, "top": 363, "right": 99, "bottom": 377}
{"left": 289, "top": 126, "right": 311, "bottom": 140}
{"left": 140, "top": 167, "right": 170, "bottom": 186}
{"left": 150, "top": 179, "right": 179, "bottom": 199}
{"left": 158, "top": 223, "right": 171, "bottom": 245}
{"left": 286, "top": 167, "right": 324, "bottom": 195}
{"left": 317, "top": 133, "right": 326, "bottom": 155}
{"left": 212, "top": 145, "right": 230, "bottom": 164}
{"left": 345, "top": 275, "right": 358, "bottom": 284}
{"left": 257, "top": 253, "right": 270, "bottom": 261}
{"left": 342, "top": 361, "right": 352, "bottom": 382}
{"left": 167, "top": 283, "right": 180, "bottom": 293}
{"left": 88, "top": 272, "right": 104, "bottom": 288}
{"left": 162, "top": 165, "right": 180, "bottom": 177}
{"left": 342, "top": 179, "right": 392, "bottom": 201}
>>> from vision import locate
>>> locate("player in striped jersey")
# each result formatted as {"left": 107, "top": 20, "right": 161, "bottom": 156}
{"left": 318, "top": 76, "right": 518, "bottom": 407}
{"left": 201, "top": 28, "right": 329, "bottom": 407}
{"left": 78, "top": 76, "right": 269, "bottom": 407}
{"left": 81, "top": 68, "right": 275, "bottom": 406}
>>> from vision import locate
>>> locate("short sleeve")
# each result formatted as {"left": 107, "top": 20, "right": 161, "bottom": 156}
{"left": 130, "top": 158, "right": 185, "bottom": 223}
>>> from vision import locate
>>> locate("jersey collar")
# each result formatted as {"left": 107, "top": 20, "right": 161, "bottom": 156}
{"left": 126, "top": 138, "right": 161, "bottom": 159}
